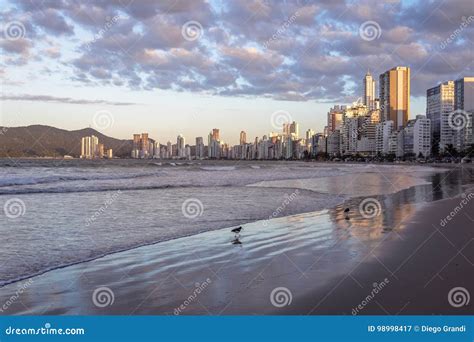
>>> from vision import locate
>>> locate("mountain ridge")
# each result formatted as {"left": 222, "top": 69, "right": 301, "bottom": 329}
{"left": 0, "top": 125, "right": 133, "bottom": 158}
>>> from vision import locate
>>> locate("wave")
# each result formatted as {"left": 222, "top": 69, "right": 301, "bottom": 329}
{"left": 200, "top": 166, "right": 237, "bottom": 171}
{"left": 0, "top": 183, "right": 233, "bottom": 195}
{"left": 0, "top": 216, "right": 258, "bottom": 288}
{"left": 0, "top": 172, "right": 159, "bottom": 187}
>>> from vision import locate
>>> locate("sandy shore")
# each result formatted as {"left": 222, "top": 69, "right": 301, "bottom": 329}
{"left": 1, "top": 176, "right": 472, "bottom": 315}
{"left": 288, "top": 190, "right": 474, "bottom": 315}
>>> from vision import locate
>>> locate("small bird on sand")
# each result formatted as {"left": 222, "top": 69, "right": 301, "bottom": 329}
{"left": 344, "top": 208, "right": 350, "bottom": 213}
{"left": 231, "top": 226, "right": 242, "bottom": 234}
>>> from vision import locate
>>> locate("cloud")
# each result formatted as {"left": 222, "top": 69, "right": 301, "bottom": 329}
{"left": 2, "top": 0, "right": 473, "bottom": 101}
{"left": 1, "top": 94, "right": 139, "bottom": 106}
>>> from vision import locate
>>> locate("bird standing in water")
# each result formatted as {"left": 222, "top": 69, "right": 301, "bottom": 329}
{"left": 231, "top": 226, "right": 242, "bottom": 235}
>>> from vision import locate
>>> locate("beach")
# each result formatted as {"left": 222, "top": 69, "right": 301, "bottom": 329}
{"left": 0, "top": 161, "right": 473, "bottom": 315}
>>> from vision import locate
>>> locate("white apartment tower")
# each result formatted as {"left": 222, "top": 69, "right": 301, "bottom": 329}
{"left": 363, "top": 71, "right": 376, "bottom": 110}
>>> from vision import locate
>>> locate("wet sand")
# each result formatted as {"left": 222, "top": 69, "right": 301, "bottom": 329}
{"left": 1, "top": 177, "right": 473, "bottom": 315}
{"left": 289, "top": 191, "right": 474, "bottom": 315}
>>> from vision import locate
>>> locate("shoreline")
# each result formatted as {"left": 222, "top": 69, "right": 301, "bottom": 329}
{"left": 285, "top": 190, "right": 474, "bottom": 315}
{"left": 0, "top": 165, "right": 450, "bottom": 288}
{"left": 1, "top": 174, "right": 472, "bottom": 315}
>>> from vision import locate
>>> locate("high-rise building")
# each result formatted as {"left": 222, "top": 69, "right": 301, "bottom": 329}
{"left": 195, "top": 137, "right": 205, "bottom": 159}
{"left": 166, "top": 141, "right": 172, "bottom": 158}
{"left": 98, "top": 143, "right": 104, "bottom": 158}
{"left": 282, "top": 122, "right": 291, "bottom": 136}
{"left": 453, "top": 77, "right": 474, "bottom": 151}
{"left": 413, "top": 115, "right": 431, "bottom": 157}
{"left": 327, "top": 105, "right": 345, "bottom": 133}
{"left": 131, "top": 133, "right": 152, "bottom": 158}
{"left": 80, "top": 135, "right": 100, "bottom": 159}
{"left": 363, "top": 71, "right": 376, "bottom": 110}
{"left": 375, "top": 120, "right": 394, "bottom": 155}
{"left": 290, "top": 121, "right": 299, "bottom": 139}
{"left": 239, "top": 131, "right": 247, "bottom": 145}
{"left": 379, "top": 66, "right": 410, "bottom": 129}
{"left": 208, "top": 130, "right": 220, "bottom": 158}
{"left": 177, "top": 134, "right": 185, "bottom": 158}
{"left": 427, "top": 81, "right": 454, "bottom": 152}
{"left": 212, "top": 128, "right": 220, "bottom": 141}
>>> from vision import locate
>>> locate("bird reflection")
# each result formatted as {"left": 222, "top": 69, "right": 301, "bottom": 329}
{"left": 231, "top": 237, "right": 242, "bottom": 246}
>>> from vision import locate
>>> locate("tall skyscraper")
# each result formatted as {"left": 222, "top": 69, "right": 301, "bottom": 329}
{"left": 427, "top": 81, "right": 454, "bottom": 151}
{"left": 212, "top": 128, "right": 220, "bottom": 141}
{"left": 454, "top": 77, "right": 474, "bottom": 112}
{"left": 177, "top": 134, "right": 185, "bottom": 158}
{"left": 363, "top": 71, "right": 376, "bottom": 110}
{"left": 379, "top": 66, "right": 410, "bottom": 129}
{"left": 290, "top": 121, "right": 299, "bottom": 139}
{"left": 208, "top": 130, "right": 220, "bottom": 158}
{"left": 80, "top": 135, "right": 99, "bottom": 159}
{"left": 240, "top": 131, "right": 247, "bottom": 145}
{"left": 195, "top": 137, "right": 205, "bottom": 159}
{"left": 327, "top": 105, "right": 345, "bottom": 133}
{"left": 131, "top": 133, "right": 152, "bottom": 158}
{"left": 453, "top": 77, "right": 474, "bottom": 150}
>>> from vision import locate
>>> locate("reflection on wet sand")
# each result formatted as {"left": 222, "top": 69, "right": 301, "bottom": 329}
{"left": 0, "top": 168, "right": 472, "bottom": 315}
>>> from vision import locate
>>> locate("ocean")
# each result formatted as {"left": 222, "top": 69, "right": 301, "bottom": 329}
{"left": 0, "top": 159, "right": 470, "bottom": 289}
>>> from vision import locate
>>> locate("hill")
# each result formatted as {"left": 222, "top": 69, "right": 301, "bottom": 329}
{"left": 0, "top": 125, "right": 133, "bottom": 158}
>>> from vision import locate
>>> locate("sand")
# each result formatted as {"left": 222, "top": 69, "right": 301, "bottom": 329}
{"left": 0, "top": 179, "right": 472, "bottom": 315}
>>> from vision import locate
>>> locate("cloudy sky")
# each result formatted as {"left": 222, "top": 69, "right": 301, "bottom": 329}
{"left": 1, "top": 0, "right": 473, "bottom": 144}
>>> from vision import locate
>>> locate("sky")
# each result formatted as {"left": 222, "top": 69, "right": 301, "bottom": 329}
{"left": 1, "top": 0, "right": 473, "bottom": 145}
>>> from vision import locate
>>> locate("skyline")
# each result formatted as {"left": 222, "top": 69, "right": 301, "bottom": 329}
{"left": 1, "top": 0, "right": 474, "bottom": 144}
